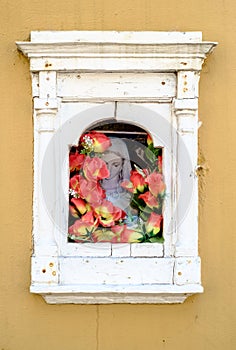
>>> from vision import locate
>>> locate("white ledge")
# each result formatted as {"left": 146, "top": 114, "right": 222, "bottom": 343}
{"left": 16, "top": 42, "right": 216, "bottom": 58}
{"left": 31, "top": 284, "right": 203, "bottom": 304}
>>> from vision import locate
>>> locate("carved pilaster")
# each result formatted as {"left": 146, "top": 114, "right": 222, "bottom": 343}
{"left": 173, "top": 98, "right": 199, "bottom": 257}
{"left": 33, "top": 101, "right": 59, "bottom": 256}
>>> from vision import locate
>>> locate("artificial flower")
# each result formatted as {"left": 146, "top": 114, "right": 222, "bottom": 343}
{"left": 130, "top": 170, "right": 146, "bottom": 193}
{"left": 147, "top": 133, "right": 153, "bottom": 146}
{"left": 121, "top": 170, "right": 147, "bottom": 194}
{"left": 92, "top": 225, "right": 142, "bottom": 243}
{"left": 145, "top": 213, "right": 162, "bottom": 235}
{"left": 69, "top": 175, "right": 81, "bottom": 195}
{"left": 92, "top": 228, "right": 117, "bottom": 243}
{"left": 83, "top": 156, "right": 110, "bottom": 181}
{"left": 69, "top": 197, "right": 90, "bottom": 217}
{"left": 157, "top": 155, "right": 162, "bottom": 173}
{"left": 111, "top": 225, "right": 143, "bottom": 243}
{"left": 69, "top": 152, "right": 85, "bottom": 171}
{"left": 68, "top": 211, "right": 98, "bottom": 242}
{"left": 80, "top": 131, "right": 111, "bottom": 153}
{"left": 145, "top": 172, "right": 166, "bottom": 197}
{"left": 139, "top": 191, "right": 159, "bottom": 209}
{"left": 79, "top": 175, "right": 106, "bottom": 205}
{"left": 93, "top": 199, "right": 126, "bottom": 227}
{"left": 120, "top": 180, "right": 135, "bottom": 193}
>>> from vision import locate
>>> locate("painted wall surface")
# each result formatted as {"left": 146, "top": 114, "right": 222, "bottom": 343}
{"left": 0, "top": 1, "right": 235, "bottom": 349}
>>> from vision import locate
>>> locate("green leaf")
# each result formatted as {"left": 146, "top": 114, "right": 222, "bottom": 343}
{"left": 149, "top": 236, "right": 164, "bottom": 243}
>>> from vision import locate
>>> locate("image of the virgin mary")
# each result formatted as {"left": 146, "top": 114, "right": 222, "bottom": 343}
{"left": 101, "top": 138, "right": 132, "bottom": 212}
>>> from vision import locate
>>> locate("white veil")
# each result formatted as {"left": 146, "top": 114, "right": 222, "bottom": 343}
{"left": 104, "top": 137, "right": 132, "bottom": 182}
{"left": 101, "top": 137, "right": 132, "bottom": 211}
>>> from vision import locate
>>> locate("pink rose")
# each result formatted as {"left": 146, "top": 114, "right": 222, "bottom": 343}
{"left": 79, "top": 175, "right": 106, "bottom": 205}
{"left": 145, "top": 213, "right": 162, "bottom": 234}
{"left": 93, "top": 199, "right": 126, "bottom": 227}
{"left": 83, "top": 156, "right": 109, "bottom": 181}
{"left": 145, "top": 172, "right": 165, "bottom": 197}
{"left": 68, "top": 212, "right": 98, "bottom": 242}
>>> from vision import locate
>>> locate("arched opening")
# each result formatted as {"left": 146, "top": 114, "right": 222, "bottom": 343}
{"left": 68, "top": 120, "right": 165, "bottom": 243}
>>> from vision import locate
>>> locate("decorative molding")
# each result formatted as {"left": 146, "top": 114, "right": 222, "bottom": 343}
{"left": 16, "top": 31, "right": 216, "bottom": 72}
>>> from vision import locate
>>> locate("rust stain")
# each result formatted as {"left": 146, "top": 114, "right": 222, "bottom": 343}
{"left": 49, "top": 262, "right": 54, "bottom": 267}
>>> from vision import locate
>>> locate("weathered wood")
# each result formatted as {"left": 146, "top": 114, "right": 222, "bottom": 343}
{"left": 59, "top": 257, "right": 174, "bottom": 285}
{"left": 15, "top": 31, "right": 217, "bottom": 304}
{"left": 57, "top": 73, "right": 176, "bottom": 100}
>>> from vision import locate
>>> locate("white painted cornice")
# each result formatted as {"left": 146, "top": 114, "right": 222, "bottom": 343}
{"left": 16, "top": 31, "right": 217, "bottom": 72}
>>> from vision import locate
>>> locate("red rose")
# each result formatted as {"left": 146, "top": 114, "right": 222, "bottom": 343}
{"left": 69, "top": 152, "right": 85, "bottom": 171}
{"left": 130, "top": 170, "right": 146, "bottom": 193}
{"left": 139, "top": 191, "right": 159, "bottom": 209}
{"left": 69, "top": 175, "right": 81, "bottom": 194}
{"left": 80, "top": 131, "right": 111, "bottom": 153}
{"left": 69, "top": 197, "right": 90, "bottom": 217}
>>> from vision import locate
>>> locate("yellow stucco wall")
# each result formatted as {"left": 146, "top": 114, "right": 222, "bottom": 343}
{"left": 0, "top": 1, "right": 235, "bottom": 349}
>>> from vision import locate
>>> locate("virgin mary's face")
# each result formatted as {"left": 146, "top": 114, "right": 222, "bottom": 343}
{"left": 103, "top": 153, "right": 123, "bottom": 180}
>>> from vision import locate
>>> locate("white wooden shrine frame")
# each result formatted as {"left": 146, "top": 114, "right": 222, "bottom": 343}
{"left": 16, "top": 31, "right": 217, "bottom": 304}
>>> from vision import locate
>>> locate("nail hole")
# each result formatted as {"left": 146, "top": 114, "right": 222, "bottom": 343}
{"left": 52, "top": 271, "right": 56, "bottom": 276}
{"left": 178, "top": 271, "right": 182, "bottom": 276}
{"left": 42, "top": 269, "right": 46, "bottom": 273}
{"left": 49, "top": 262, "right": 54, "bottom": 267}
{"left": 161, "top": 81, "right": 166, "bottom": 85}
